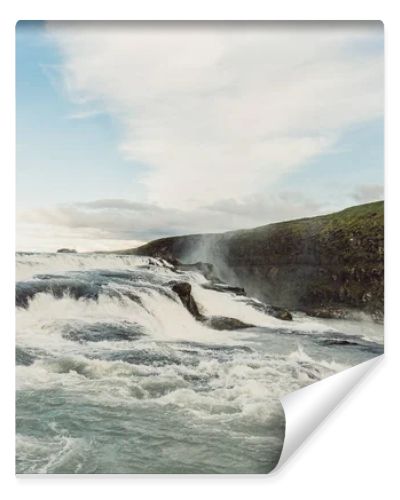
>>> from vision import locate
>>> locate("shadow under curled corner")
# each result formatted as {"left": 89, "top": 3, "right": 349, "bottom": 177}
{"left": 273, "top": 354, "right": 384, "bottom": 472}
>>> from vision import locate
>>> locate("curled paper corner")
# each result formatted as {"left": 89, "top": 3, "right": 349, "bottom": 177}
{"left": 275, "top": 354, "right": 384, "bottom": 471}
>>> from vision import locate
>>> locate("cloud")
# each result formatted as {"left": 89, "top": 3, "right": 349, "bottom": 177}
{"left": 351, "top": 183, "right": 384, "bottom": 203}
{"left": 46, "top": 21, "right": 383, "bottom": 209}
{"left": 16, "top": 221, "right": 145, "bottom": 253}
{"left": 17, "top": 192, "right": 329, "bottom": 251}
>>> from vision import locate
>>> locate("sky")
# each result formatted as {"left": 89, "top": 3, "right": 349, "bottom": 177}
{"left": 16, "top": 21, "right": 384, "bottom": 252}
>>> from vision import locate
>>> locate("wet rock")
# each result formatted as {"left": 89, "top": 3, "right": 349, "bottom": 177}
{"left": 168, "top": 281, "right": 202, "bottom": 319}
{"left": 272, "top": 308, "right": 293, "bottom": 321}
{"left": 167, "top": 280, "right": 254, "bottom": 329}
{"left": 122, "top": 291, "right": 143, "bottom": 306}
{"left": 302, "top": 305, "right": 383, "bottom": 324}
{"left": 201, "top": 316, "right": 254, "bottom": 331}
{"left": 249, "top": 300, "right": 292, "bottom": 321}
{"left": 201, "top": 283, "right": 246, "bottom": 296}
{"left": 320, "top": 339, "right": 358, "bottom": 346}
{"left": 301, "top": 307, "right": 351, "bottom": 320}
{"left": 166, "top": 277, "right": 292, "bottom": 327}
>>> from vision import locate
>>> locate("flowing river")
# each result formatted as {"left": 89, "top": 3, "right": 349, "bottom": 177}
{"left": 16, "top": 253, "right": 383, "bottom": 473}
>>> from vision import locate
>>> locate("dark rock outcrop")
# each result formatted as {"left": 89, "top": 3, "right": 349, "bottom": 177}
{"left": 201, "top": 283, "right": 246, "bottom": 296}
{"left": 270, "top": 308, "right": 293, "bottom": 321}
{"left": 248, "top": 301, "right": 293, "bottom": 321}
{"left": 200, "top": 316, "right": 254, "bottom": 330}
{"left": 167, "top": 281, "right": 255, "bottom": 330}
{"left": 301, "top": 307, "right": 352, "bottom": 320}
{"left": 168, "top": 281, "right": 202, "bottom": 319}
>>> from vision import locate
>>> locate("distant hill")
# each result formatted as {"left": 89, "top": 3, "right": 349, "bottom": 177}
{"left": 118, "top": 201, "right": 384, "bottom": 318}
{"left": 57, "top": 248, "right": 77, "bottom": 254}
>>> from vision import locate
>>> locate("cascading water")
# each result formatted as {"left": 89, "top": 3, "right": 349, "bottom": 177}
{"left": 16, "top": 252, "right": 383, "bottom": 473}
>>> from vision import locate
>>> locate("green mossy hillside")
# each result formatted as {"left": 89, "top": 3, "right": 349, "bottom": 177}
{"left": 121, "top": 202, "right": 384, "bottom": 317}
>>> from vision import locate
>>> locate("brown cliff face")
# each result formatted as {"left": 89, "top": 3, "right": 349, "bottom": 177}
{"left": 120, "top": 201, "right": 384, "bottom": 319}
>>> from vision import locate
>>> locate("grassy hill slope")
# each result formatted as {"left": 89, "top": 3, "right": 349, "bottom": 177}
{"left": 120, "top": 201, "right": 384, "bottom": 317}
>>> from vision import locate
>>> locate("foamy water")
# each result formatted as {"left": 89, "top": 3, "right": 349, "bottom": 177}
{"left": 15, "top": 253, "right": 383, "bottom": 473}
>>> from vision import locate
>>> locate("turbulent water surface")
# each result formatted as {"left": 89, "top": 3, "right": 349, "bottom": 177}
{"left": 16, "top": 253, "right": 383, "bottom": 474}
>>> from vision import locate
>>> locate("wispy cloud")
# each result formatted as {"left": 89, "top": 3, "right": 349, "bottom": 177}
{"left": 46, "top": 22, "right": 383, "bottom": 209}
{"left": 18, "top": 180, "right": 384, "bottom": 252}
{"left": 17, "top": 192, "right": 328, "bottom": 251}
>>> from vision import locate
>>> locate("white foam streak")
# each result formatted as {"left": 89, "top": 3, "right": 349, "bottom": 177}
{"left": 192, "top": 284, "right": 335, "bottom": 334}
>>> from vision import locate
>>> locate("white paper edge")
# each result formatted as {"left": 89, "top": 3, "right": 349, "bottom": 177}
{"left": 275, "top": 354, "right": 384, "bottom": 470}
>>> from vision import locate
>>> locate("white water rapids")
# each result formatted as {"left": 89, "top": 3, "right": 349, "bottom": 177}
{"left": 15, "top": 252, "right": 383, "bottom": 473}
